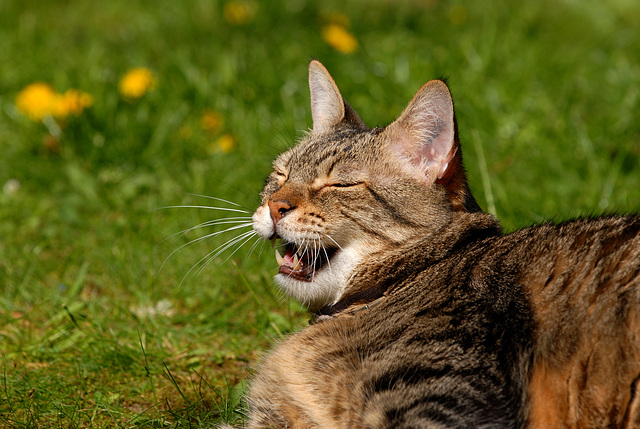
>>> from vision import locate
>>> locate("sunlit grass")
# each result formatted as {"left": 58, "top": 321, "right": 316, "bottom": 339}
{"left": 1, "top": 0, "right": 639, "bottom": 426}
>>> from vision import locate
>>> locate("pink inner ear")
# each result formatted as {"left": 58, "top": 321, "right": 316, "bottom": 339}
{"left": 388, "top": 80, "right": 455, "bottom": 182}
{"left": 437, "top": 145, "right": 457, "bottom": 180}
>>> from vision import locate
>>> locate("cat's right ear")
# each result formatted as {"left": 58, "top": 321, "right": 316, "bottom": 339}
{"left": 384, "top": 80, "right": 459, "bottom": 184}
{"left": 308, "top": 60, "right": 364, "bottom": 133}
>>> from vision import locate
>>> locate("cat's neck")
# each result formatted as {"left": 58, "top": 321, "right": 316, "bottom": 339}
{"left": 312, "top": 281, "right": 388, "bottom": 323}
{"left": 312, "top": 211, "right": 502, "bottom": 321}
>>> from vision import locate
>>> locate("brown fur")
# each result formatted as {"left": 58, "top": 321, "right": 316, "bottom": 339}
{"left": 226, "top": 61, "right": 640, "bottom": 428}
{"left": 517, "top": 218, "right": 640, "bottom": 428}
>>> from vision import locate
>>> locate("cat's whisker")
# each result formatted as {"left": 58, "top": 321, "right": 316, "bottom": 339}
{"left": 325, "top": 234, "right": 344, "bottom": 252}
{"left": 312, "top": 244, "right": 319, "bottom": 277}
{"left": 160, "top": 217, "right": 253, "bottom": 244}
{"left": 291, "top": 238, "right": 310, "bottom": 279}
{"left": 307, "top": 239, "right": 317, "bottom": 277}
{"left": 312, "top": 235, "right": 322, "bottom": 276}
{"left": 310, "top": 240, "right": 321, "bottom": 277}
{"left": 179, "top": 218, "right": 253, "bottom": 237}
{"left": 321, "top": 242, "right": 333, "bottom": 276}
{"left": 184, "top": 193, "right": 248, "bottom": 209}
{"left": 181, "top": 230, "right": 257, "bottom": 286}
{"left": 245, "top": 235, "right": 264, "bottom": 262}
{"left": 170, "top": 221, "right": 253, "bottom": 251}
{"left": 162, "top": 222, "right": 254, "bottom": 271}
{"left": 157, "top": 204, "right": 252, "bottom": 215}
{"left": 299, "top": 238, "right": 311, "bottom": 260}
{"left": 208, "top": 231, "right": 259, "bottom": 269}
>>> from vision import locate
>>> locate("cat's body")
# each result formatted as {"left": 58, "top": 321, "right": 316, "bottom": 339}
{"left": 231, "top": 61, "right": 640, "bottom": 428}
{"left": 250, "top": 212, "right": 533, "bottom": 428}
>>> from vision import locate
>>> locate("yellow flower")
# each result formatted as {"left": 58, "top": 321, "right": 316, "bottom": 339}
{"left": 223, "top": 0, "right": 257, "bottom": 25}
{"left": 15, "top": 83, "right": 58, "bottom": 120}
{"left": 322, "top": 24, "right": 358, "bottom": 54}
{"left": 118, "top": 68, "right": 156, "bottom": 99}
{"left": 55, "top": 89, "right": 94, "bottom": 117}
{"left": 16, "top": 83, "right": 93, "bottom": 120}
{"left": 201, "top": 110, "right": 223, "bottom": 133}
{"left": 209, "top": 133, "right": 236, "bottom": 154}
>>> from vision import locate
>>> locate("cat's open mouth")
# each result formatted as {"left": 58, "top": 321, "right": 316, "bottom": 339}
{"left": 274, "top": 242, "right": 337, "bottom": 282}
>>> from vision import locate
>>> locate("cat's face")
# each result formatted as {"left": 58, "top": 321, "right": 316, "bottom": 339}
{"left": 253, "top": 61, "right": 468, "bottom": 311}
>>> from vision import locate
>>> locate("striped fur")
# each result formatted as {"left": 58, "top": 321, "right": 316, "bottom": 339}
{"left": 232, "top": 61, "right": 640, "bottom": 428}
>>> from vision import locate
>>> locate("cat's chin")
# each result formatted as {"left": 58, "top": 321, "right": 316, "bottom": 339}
{"left": 274, "top": 246, "right": 361, "bottom": 311}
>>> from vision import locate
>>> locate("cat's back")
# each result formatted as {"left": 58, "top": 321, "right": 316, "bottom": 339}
{"left": 500, "top": 215, "right": 640, "bottom": 428}
{"left": 506, "top": 215, "right": 640, "bottom": 338}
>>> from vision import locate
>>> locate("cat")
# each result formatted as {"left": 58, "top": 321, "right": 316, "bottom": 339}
{"left": 223, "top": 60, "right": 640, "bottom": 428}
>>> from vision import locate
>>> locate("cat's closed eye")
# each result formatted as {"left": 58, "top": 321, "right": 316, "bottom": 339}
{"left": 273, "top": 171, "right": 287, "bottom": 182}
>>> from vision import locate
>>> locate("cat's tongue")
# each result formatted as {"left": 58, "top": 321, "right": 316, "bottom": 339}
{"left": 273, "top": 243, "right": 336, "bottom": 281}
{"left": 275, "top": 247, "right": 303, "bottom": 271}
{"left": 274, "top": 245, "right": 317, "bottom": 281}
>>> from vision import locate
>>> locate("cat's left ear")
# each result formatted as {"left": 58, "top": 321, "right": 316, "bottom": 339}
{"left": 384, "top": 80, "right": 459, "bottom": 184}
{"left": 308, "top": 60, "right": 365, "bottom": 133}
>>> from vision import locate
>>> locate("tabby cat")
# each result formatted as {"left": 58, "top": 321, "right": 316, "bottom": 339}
{"left": 227, "top": 60, "right": 640, "bottom": 428}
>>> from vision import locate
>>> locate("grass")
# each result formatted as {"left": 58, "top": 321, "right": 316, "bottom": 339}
{"left": 1, "top": 0, "right": 639, "bottom": 427}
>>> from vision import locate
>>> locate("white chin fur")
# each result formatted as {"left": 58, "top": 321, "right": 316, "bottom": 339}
{"left": 274, "top": 246, "right": 362, "bottom": 311}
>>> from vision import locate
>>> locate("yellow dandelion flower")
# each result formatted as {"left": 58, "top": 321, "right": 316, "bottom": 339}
{"left": 118, "top": 68, "right": 156, "bottom": 99}
{"left": 15, "top": 82, "right": 58, "bottom": 120}
{"left": 322, "top": 24, "right": 358, "bottom": 54}
{"left": 223, "top": 0, "right": 257, "bottom": 25}
{"left": 54, "top": 89, "right": 94, "bottom": 117}
{"left": 217, "top": 134, "right": 236, "bottom": 153}
{"left": 201, "top": 110, "right": 223, "bottom": 132}
{"left": 209, "top": 133, "right": 236, "bottom": 154}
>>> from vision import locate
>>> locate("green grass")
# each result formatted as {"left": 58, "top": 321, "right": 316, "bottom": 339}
{"left": 1, "top": 0, "right": 639, "bottom": 427}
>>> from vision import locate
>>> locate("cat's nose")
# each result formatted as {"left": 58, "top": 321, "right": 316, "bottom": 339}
{"left": 268, "top": 200, "right": 294, "bottom": 226}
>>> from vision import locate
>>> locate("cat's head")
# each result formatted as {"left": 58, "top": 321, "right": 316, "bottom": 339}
{"left": 253, "top": 60, "right": 480, "bottom": 311}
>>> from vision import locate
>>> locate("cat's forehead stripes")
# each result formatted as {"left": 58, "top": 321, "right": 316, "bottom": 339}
{"left": 298, "top": 128, "right": 364, "bottom": 158}
{"left": 284, "top": 128, "right": 374, "bottom": 181}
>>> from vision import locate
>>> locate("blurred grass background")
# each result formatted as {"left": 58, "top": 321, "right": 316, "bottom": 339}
{"left": 1, "top": 0, "right": 639, "bottom": 427}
